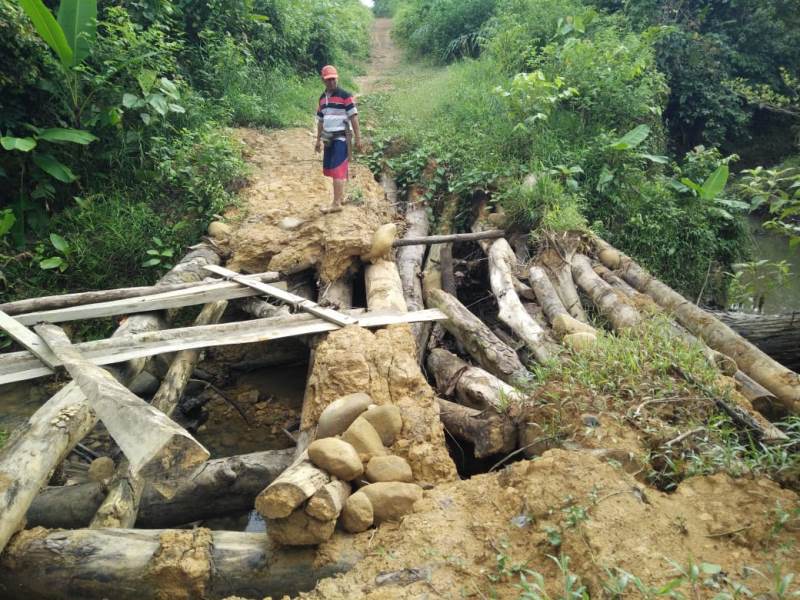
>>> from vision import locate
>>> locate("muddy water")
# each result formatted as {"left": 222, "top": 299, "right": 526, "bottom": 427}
{"left": 747, "top": 215, "right": 800, "bottom": 313}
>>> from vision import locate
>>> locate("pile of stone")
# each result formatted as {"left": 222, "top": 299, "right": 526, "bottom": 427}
{"left": 254, "top": 393, "right": 424, "bottom": 545}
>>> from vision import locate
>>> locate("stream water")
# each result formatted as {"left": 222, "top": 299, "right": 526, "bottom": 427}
{"left": 746, "top": 215, "right": 800, "bottom": 314}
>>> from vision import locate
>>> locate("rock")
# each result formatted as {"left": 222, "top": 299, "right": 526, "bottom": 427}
{"left": 208, "top": 221, "right": 232, "bottom": 239}
{"left": 340, "top": 491, "right": 373, "bottom": 533}
{"left": 362, "top": 404, "right": 402, "bottom": 447}
{"left": 278, "top": 217, "right": 304, "bottom": 230}
{"left": 267, "top": 510, "right": 335, "bottom": 546}
{"left": 308, "top": 438, "right": 363, "bottom": 481}
{"left": 362, "top": 223, "right": 397, "bottom": 263}
{"left": 88, "top": 457, "right": 115, "bottom": 482}
{"left": 342, "top": 417, "right": 387, "bottom": 461}
{"left": 316, "top": 393, "right": 372, "bottom": 439}
{"left": 581, "top": 413, "right": 600, "bottom": 428}
{"left": 128, "top": 371, "right": 160, "bottom": 396}
{"left": 563, "top": 332, "right": 597, "bottom": 351}
{"left": 365, "top": 456, "right": 413, "bottom": 483}
{"left": 359, "top": 482, "right": 423, "bottom": 523}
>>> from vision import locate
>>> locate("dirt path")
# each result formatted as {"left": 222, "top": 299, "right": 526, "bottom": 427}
{"left": 355, "top": 17, "right": 403, "bottom": 95}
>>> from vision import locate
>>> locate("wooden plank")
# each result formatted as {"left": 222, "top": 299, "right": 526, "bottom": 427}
{"left": 204, "top": 265, "right": 358, "bottom": 327}
{"left": 0, "top": 309, "right": 446, "bottom": 385}
{"left": 34, "top": 323, "right": 210, "bottom": 482}
{"left": 0, "top": 310, "right": 58, "bottom": 369}
{"left": 12, "top": 272, "right": 280, "bottom": 326}
{"left": 392, "top": 230, "right": 505, "bottom": 247}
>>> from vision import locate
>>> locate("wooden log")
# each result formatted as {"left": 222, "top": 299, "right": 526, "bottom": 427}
{"left": 11, "top": 273, "right": 279, "bottom": 326}
{"left": 392, "top": 230, "right": 505, "bottom": 247}
{"left": 571, "top": 253, "right": 642, "bottom": 331}
{"left": 397, "top": 195, "right": 430, "bottom": 350}
{"left": 0, "top": 310, "right": 58, "bottom": 369}
{"left": 91, "top": 301, "right": 228, "bottom": 528}
{"left": 35, "top": 323, "right": 209, "bottom": 483}
{"left": 595, "top": 238, "right": 800, "bottom": 416}
{"left": 0, "top": 527, "right": 359, "bottom": 600}
{"left": 255, "top": 451, "right": 331, "bottom": 519}
{"left": 427, "top": 289, "right": 529, "bottom": 384}
{"left": 0, "top": 308, "right": 447, "bottom": 385}
{"left": 305, "top": 479, "right": 351, "bottom": 521}
{"left": 529, "top": 266, "right": 596, "bottom": 337}
{"left": 235, "top": 296, "right": 289, "bottom": 319}
{"left": 365, "top": 259, "right": 408, "bottom": 313}
{"left": 427, "top": 348, "right": 524, "bottom": 411}
{"left": 539, "top": 232, "right": 588, "bottom": 323}
{"left": 437, "top": 398, "right": 517, "bottom": 458}
{"left": 713, "top": 311, "right": 800, "bottom": 372}
{"left": 27, "top": 449, "right": 294, "bottom": 529}
{"left": 734, "top": 371, "right": 779, "bottom": 410}
{"left": 486, "top": 239, "right": 551, "bottom": 362}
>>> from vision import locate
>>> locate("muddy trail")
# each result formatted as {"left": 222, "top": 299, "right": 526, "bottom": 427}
{"left": 0, "top": 17, "right": 799, "bottom": 600}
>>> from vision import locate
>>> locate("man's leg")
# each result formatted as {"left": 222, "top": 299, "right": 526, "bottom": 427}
{"left": 332, "top": 178, "right": 346, "bottom": 208}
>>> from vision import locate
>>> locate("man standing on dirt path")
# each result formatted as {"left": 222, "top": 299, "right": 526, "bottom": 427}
{"left": 314, "top": 65, "right": 363, "bottom": 214}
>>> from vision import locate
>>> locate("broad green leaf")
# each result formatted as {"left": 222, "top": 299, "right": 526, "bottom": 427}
{"left": 636, "top": 153, "right": 669, "bottom": 164}
{"left": 161, "top": 248, "right": 174, "bottom": 257}
{"left": 147, "top": 93, "right": 168, "bottom": 116}
{"left": 700, "top": 165, "right": 729, "bottom": 200}
{"left": 146, "top": 249, "right": 160, "bottom": 256}
{"left": 716, "top": 198, "right": 749, "bottom": 211}
{"left": 680, "top": 177, "right": 703, "bottom": 195}
{"left": 50, "top": 233, "right": 70, "bottom": 254}
{"left": 157, "top": 77, "right": 178, "bottom": 98}
{"left": 57, "top": 0, "right": 96, "bottom": 66}
{"left": 140, "top": 113, "right": 151, "bottom": 125}
{"left": 168, "top": 103, "right": 185, "bottom": 114}
{"left": 122, "top": 93, "right": 144, "bottom": 109}
{"left": 39, "top": 256, "right": 64, "bottom": 270}
{"left": 142, "top": 258, "right": 161, "bottom": 267}
{"left": 38, "top": 128, "right": 97, "bottom": 144}
{"left": 137, "top": 69, "right": 157, "bottom": 94}
{"left": 1, "top": 136, "right": 37, "bottom": 152}
{"left": 33, "top": 153, "right": 76, "bottom": 182}
{"left": 597, "top": 166, "right": 614, "bottom": 191}
{"left": 609, "top": 124, "right": 651, "bottom": 150}
{"left": 18, "top": 0, "right": 73, "bottom": 67}
{"left": 0, "top": 210, "right": 16, "bottom": 237}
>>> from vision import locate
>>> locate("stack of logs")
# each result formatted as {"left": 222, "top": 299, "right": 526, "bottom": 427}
{"left": 255, "top": 392, "right": 423, "bottom": 545}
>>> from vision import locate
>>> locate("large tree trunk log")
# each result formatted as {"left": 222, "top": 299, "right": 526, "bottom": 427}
{"left": 0, "top": 527, "right": 359, "bottom": 600}
{"left": 365, "top": 260, "right": 408, "bottom": 313}
{"left": 34, "top": 323, "right": 209, "bottom": 483}
{"left": 91, "top": 301, "right": 228, "bottom": 528}
{"left": 255, "top": 451, "right": 331, "bottom": 519}
{"left": 529, "top": 266, "right": 596, "bottom": 339}
{"left": 486, "top": 239, "right": 552, "bottom": 362}
{"left": 26, "top": 449, "right": 294, "bottom": 529}
{"left": 397, "top": 192, "right": 429, "bottom": 351}
{"left": 392, "top": 230, "right": 505, "bottom": 247}
{"left": 427, "top": 289, "right": 529, "bottom": 383}
{"left": 0, "top": 244, "right": 220, "bottom": 553}
{"left": 437, "top": 398, "right": 517, "bottom": 458}
{"left": 539, "top": 232, "right": 588, "bottom": 323}
{"left": 571, "top": 253, "right": 642, "bottom": 331}
{"left": 595, "top": 238, "right": 800, "bottom": 416}
{"left": 305, "top": 479, "right": 351, "bottom": 521}
{"left": 713, "top": 311, "right": 800, "bottom": 372}
{"left": 427, "top": 348, "right": 524, "bottom": 411}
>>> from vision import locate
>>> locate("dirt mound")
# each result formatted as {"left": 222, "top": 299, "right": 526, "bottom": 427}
{"left": 303, "top": 325, "right": 457, "bottom": 484}
{"left": 306, "top": 449, "right": 799, "bottom": 599}
{"left": 227, "top": 128, "right": 392, "bottom": 283}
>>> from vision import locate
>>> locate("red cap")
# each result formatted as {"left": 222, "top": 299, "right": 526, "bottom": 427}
{"left": 321, "top": 65, "right": 338, "bottom": 80}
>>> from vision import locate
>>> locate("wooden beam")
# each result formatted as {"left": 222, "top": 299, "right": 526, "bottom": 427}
{"left": 12, "top": 272, "right": 280, "bottom": 326}
{"left": 0, "top": 310, "right": 58, "bottom": 369}
{"left": 204, "top": 265, "right": 357, "bottom": 327}
{"left": 0, "top": 309, "right": 447, "bottom": 385}
{"left": 34, "top": 323, "right": 210, "bottom": 482}
{"left": 392, "top": 229, "right": 505, "bottom": 247}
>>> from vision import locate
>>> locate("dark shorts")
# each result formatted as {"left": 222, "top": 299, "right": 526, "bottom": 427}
{"left": 322, "top": 139, "right": 349, "bottom": 180}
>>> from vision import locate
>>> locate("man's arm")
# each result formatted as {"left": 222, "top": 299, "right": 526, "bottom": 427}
{"left": 350, "top": 114, "right": 363, "bottom": 152}
{"left": 315, "top": 119, "right": 323, "bottom": 153}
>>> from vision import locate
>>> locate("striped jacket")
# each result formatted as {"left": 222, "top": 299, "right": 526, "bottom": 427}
{"left": 317, "top": 87, "right": 357, "bottom": 141}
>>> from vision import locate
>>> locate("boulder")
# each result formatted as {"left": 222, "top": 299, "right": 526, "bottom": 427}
{"left": 362, "top": 404, "right": 402, "bottom": 447}
{"left": 87, "top": 457, "right": 115, "bottom": 482}
{"left": 362, "top": 223, "right": 397, "bottom": 263}
{"left": 365, "top": 455, "right": 413, "bottom": 483}
{"left": 358, "top": 482, "right": 423, "bottom": 523}
{"left": 316, "top": 393, "right": 372, "bottom": 439}
{"left": 340, "top": 491, "right": 373, "bottom": 533}
{"left": 308, "top": 438, "right": 363, "bottom": 481}
{"left": 342, "top": 417, "right": 386, "bottom": 461}
{"left": 208, "top": 221, "right": 232, "bottom": 239}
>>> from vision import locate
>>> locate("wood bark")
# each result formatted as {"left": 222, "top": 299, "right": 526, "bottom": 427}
{"left": 255, "top": 451, "right": 331, "bottom": 519}
{"left": 305, "top": 479, "right": 351, "bottom": 521}
{"left": 397, "top": 195, "right": 430, "bottom": 351}
{"left": 392, "top": 230, "right": 505, "bottom": 247}
{"left": 91, "top": 301, "right": 228, "bottom": 528}
{"left": 595, "top": 238, "right": 800, "bottom": 416}
{"left": 538, "top": 232, "right": 588, "bottom": 323}
{"left": 571, "top": 253, "right": 642, "bottom": 331}
{"left": 427, "top": 348, "right": 524, "bottom": 411}
{"left": 365, "top": 259, "right": 408, "bottom": 313}
{"left": 0, "top": 527, "right": 359, "bottom": 600}
{"left": 427, "top": 289, "right": 529, "bottom": 384}
{"left": 235, "top": 296, "right": 289, "bottom": 319}
{"left": 734, "top": 370, "right": 779, "bottom": 413}
{"left": 26, "top": 449, "right": 294, "bottom": 529}
{"left": 713, "top": 311, "right": 800, "bottom": 372}
{"left": 486, "top": 239, "right": 551, "bottom": 362}
{"left": 529, "top": 266, "right": 596, "bottom": 337}
{"left": 437, "top": 398, "right": 517, "bottom": 458}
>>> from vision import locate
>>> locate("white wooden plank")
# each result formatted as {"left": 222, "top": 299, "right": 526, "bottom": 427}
{"left": 0, "top": 309, "right": 446, "bottom": 385}
{"left": 13, "top": 273, "right": 280, "bottom": 326}
{"left": 0, "top": 310, "right": 57, "bottom": 369}
{"left": 204, "top": 265, "right": 358, "bottom": 327}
